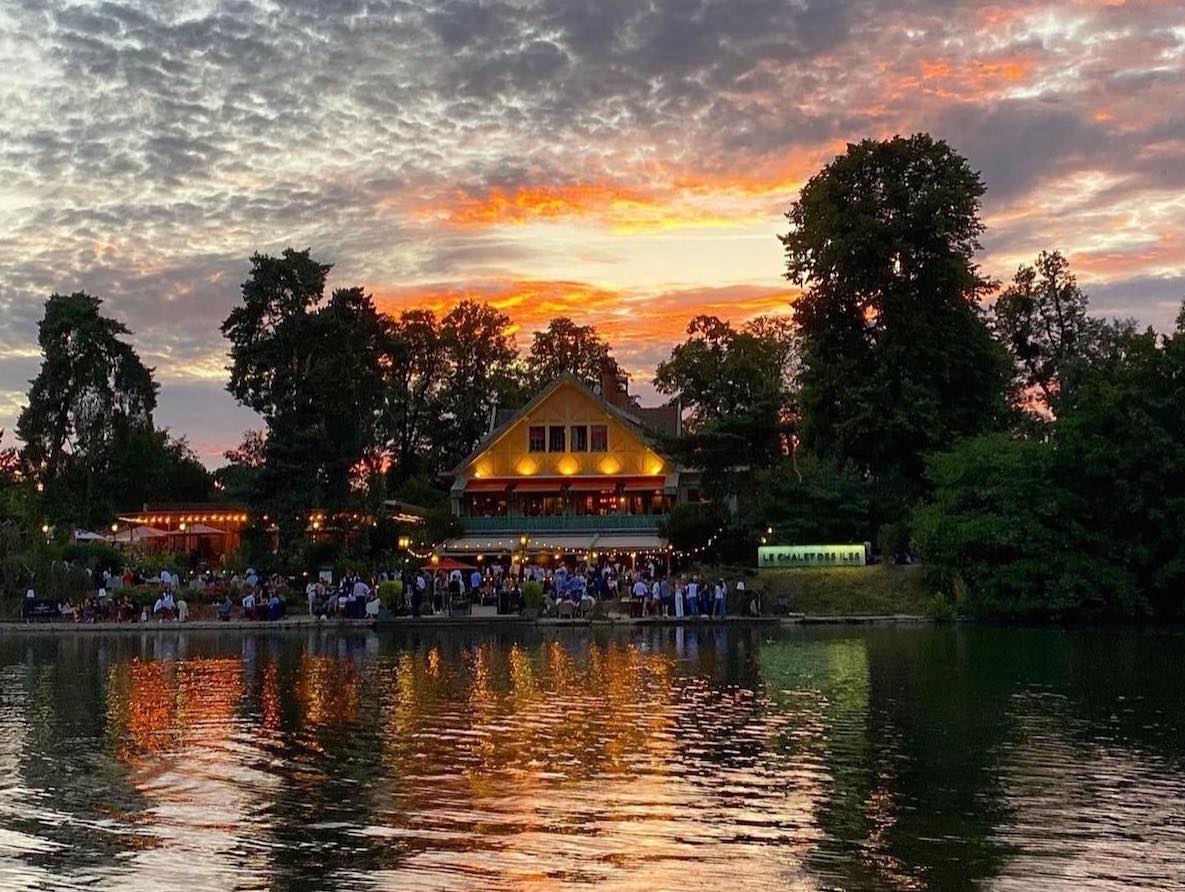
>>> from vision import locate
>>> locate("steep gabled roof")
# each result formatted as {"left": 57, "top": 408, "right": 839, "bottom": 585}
{"left": 448, "top": 372, "right": 671, "bottom": 477}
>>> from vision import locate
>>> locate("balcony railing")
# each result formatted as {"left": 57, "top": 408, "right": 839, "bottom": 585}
{"left": 462, "top": 514, "right": 662, "bottom": 532}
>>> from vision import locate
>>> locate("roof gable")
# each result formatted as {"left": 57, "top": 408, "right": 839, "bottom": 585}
{"left": 451, "top": 373, "right": 671, "bottom": 481}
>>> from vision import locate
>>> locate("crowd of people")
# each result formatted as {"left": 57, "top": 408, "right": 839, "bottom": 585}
{"left": 24, "top": 556, "right": 761, "bottom": 624}
{"left": 348, "top": 558, "right": 760, "bottom": 619}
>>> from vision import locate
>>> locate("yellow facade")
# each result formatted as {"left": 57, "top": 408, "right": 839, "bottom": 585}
{"left": 465, "top": 379, "right": 667, "bottom": 481}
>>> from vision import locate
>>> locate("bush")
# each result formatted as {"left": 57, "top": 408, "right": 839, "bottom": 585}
{"left": 129, "top": 549, "right": 187, "bottom": 577}
{"left": 61, "top": 542, "right": 123, "bottom": 575}
{"left": 377, "top": 580, "right": 403, "bottom": 611}
{"left": 118, "top": 584, "right": 162, "bottom": 608}
{"left": 925, "top": 593, "right": 958, "bottom": 622}
{"left": 522, "top": 581, "right": 544, "bottom": 611}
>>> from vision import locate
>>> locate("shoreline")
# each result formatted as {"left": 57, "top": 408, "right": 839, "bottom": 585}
{"left": 0, "top": 613, "right": 934, "bottom": 634}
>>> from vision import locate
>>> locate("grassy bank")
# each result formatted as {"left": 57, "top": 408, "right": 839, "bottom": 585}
{"left": 756, "top": 564, "right": 936, "bottom": 616}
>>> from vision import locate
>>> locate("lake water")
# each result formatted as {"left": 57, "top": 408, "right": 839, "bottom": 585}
{"left": 0, "top": 625, "right": 1183, "bottom": 891}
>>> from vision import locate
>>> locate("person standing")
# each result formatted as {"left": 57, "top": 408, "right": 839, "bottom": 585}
{"left": 306, "top": 579, "right": 318, "bottom": 616}
{"left": 673, "top": 579, "right": 685, "bottom": 618}
{"left": 412, "top": 571, "right": 425, "bottom": 617}
{"left": 686, "top": 577, "right": 699, "bottom": 617}
{"left": 713, "top": 579, "right": 726, "bottom": 618}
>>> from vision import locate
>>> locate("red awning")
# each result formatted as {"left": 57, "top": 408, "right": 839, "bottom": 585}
{"left": 514, "top": 480, "right": 564, "bottom": 492}
{"left": 464, "top": 480, "right": 510, "bottom": 493}
{"left": 623, "top": 479, "right": 666, "bottom": 491}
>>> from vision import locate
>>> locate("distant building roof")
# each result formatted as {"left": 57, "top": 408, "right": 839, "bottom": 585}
{"left": 632, "top": 403, "right": 681, "bottom": 439}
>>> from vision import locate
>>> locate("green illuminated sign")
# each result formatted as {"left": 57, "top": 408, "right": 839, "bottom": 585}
{"left": 758, "top": 544, "right": 866, "bottom": 568}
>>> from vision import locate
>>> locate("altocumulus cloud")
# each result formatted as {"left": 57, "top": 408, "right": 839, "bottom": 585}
{"left": 0, "top": 0, "right": 1183, "bottom": 461}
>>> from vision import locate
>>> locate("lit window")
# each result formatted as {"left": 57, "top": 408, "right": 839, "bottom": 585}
{"left": 528, "top": 426, "right": 545, "bottom": 453}
{"left": 549, "top": 426, "right": 566, "bottom": 452}
{"left": 590, "top": 425, "right": 608, "bottom": 452}
{"left": 570, "top": 425, "right": 588, "bottom": 452}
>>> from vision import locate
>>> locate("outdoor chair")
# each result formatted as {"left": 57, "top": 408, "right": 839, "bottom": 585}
{"left": 557, "top": 600, "right": 574, "bottom": 619}
{"left": 544, "top": 595, "right": 558, "bottom": 617}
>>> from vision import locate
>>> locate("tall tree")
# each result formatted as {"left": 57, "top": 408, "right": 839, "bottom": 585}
{"left": 525, "top": 317, "right": 617, "bottom": 390}
{"left": 781, "top": 134, "right": 1008, "bottom": 493}
{"left": 221, "top": 249, "right": 388, "bottom": 552}
{"left": 436, "top": 300, "right": 518, "bottom": 469}
{"left": 305, "top": 286, "right": 391, "bottom": 502}
{"left": 385, "top": 309, "right": 446, "bottom": 483}
{"left": 17, "top": 292, "right": 158, "bottom": 524}
{"left": 992, "top": 250, "right": 1128, "bottom": 419}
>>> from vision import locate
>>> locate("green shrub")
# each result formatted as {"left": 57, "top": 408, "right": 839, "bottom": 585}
{"left": 378, "top": 580, "right": 403, "bottom": 611}
{"left": 925, "top": 594, "right": 958, "bottom": 622}
{"left": 119, "top": 585, "right": 162, "bottom": 608}
{"left": 522, "top": 581, "right": 544, "bottom": 610}
{"left": 129, "top": 549, "right": 187, "bottom": 577}
{"left": 61, "top": 542, "right": 123, "bottom": 574}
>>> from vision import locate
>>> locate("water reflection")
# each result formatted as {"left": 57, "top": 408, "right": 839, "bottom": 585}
{"left": 0, "top": 626, "right": 1183, "bottom": 890}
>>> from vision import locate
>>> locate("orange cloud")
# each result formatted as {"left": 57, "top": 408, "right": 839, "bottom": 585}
{"left": 429, "top": 183, "right": 658, "bottom": 227}
{"left": 1070, "top": 232, "right": 1185, "bottom": 279}
{"left": 912, "top": 55, "right": 1039, "bottom": 100}
{"left": 415, "top": 149, "right": 839, "bottom": 232}
{"left": 372, "top": 278, "right": 798, "bottom": 356}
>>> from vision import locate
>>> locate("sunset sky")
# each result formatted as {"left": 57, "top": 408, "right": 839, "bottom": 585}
{"left": 2, "top": 0, "right": 1184, "bottom": 464}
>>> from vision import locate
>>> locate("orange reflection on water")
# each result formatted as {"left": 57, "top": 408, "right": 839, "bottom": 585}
{"left": 294, "top": 653, "right": 361, "bottom": 728}
{"left": 107, "top": 657, "right": 244, "bottom": 760}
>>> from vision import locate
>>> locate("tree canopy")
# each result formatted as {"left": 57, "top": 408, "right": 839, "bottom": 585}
{"left": 18, "top": 292, "right": 158, "bottom": 485}
{"left": 655, "top": 314, "right": 796, "bottom": 480}
{"left": 524, "top": 317, "right": 617, "bottom": 391}
{"left": 915, "top": 305, "right": 1185, "bottom": 618}
{"left": 781, "top": 134, "right": 1009, "bottom": 491}
{"left": 221, "top": 250, "right": 390, "bottom": 551}
{"left": 434, "top": 300, "right": 519, "bottom": 470}
{"left": 991, "top": 250, "right": 1139, "bottom": 420}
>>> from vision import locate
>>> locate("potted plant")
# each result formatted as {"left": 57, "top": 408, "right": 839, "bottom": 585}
{"left": 521, "top": 580, "right": 544, "bottom": 619}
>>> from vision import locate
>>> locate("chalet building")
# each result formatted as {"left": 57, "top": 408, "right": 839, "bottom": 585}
{"left": 443, "top": 369, "right": 698, "bottom": 560}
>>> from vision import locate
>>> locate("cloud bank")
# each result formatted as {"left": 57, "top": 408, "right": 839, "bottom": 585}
{"left": 1, "top": 0, "right": 1183, "bottom": 460}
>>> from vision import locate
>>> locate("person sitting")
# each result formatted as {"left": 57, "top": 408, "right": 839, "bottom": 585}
{"left": 217, "top": 595, "right": 233, "bottom": 621}
{"left": 153, "top": 591, "right": 176, "bottom": 621}
{"left": 267, "top": 592, "right": 283, "bottom": 621}
{"left": 241, "top": 590, "right": 257, "bottom": 620}
{"left": 176, "top": 597, "right": 189, "bottom": 623}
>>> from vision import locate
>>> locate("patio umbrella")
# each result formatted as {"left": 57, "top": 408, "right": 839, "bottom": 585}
{"left": 111, "top": 525, "right": 169, "bottom": 543}
{"left": 72, "top": 529, "right": 109, "bottom": 542}
{"left": 173, "top": 523, "right": 226, "bottom": 536}
{"left": 433, "top": 558, "right": 477, "bottom": 571}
